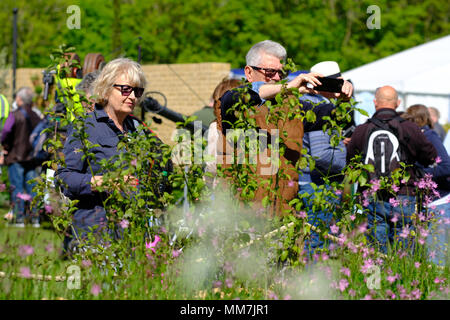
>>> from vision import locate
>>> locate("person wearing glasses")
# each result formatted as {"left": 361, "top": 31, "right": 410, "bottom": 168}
{"left": 56, "top": 58, "right": 159, "bottom": 254}
{"left": 218, "top": 40, "right": 353, "bottom": 216}
{"left": 220, "top": 40, "right": 353, "bottom": 134}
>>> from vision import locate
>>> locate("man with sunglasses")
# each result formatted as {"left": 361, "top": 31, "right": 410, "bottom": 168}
{"left": 220, "top": 40, "right": 354, "bottom": 134}
{"left": 217, "top": 40, "right": 354, "bottom": 216}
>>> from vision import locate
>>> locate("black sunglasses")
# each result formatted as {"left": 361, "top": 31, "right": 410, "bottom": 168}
{"left": 250, "top": 66, "right": 287, "bottom": 79}
{"left": 113, "top": 84, "right": 145, "bottom": 98}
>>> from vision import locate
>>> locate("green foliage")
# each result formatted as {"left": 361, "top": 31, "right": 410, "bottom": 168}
{"left": 0, "top": 44, "right": 448, "bottom": 300}
{"left": 0, "top": 0, "right": 448, "bottom": 68}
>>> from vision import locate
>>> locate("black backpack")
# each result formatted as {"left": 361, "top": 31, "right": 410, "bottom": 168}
{"left": 363, "top": 111, "right": 409, "bottom": 181}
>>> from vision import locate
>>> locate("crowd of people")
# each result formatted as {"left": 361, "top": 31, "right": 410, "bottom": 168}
{"left": 0, "top": 39, "right": 448, "bottom": 265}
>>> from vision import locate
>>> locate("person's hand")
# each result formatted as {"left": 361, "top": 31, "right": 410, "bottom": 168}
{"left": 287, "top": 72, "right": 323, "bottom": 94}
{"left": 90, "top": 175, "right": 104, "bottom": 191}
{"left": 91, "top": 175, "right": 139, "bottom": 191}
{"left": 343, "top": 137, "right": 352, "bottom": 146}
{"left": 124, "top": 175, "right": 139, "bottom": 188}
{"left": 319, "top": 78, "right": 353, "bottom": 101}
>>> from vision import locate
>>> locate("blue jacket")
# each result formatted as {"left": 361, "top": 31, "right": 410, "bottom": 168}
{"left": 421, "top": 125, "right": 450, "bottom": 194}
{"left": 55, "top": 105, "right": 151, "bottom": 237}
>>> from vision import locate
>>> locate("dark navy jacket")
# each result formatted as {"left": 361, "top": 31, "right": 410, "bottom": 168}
{"left": 420, "top": 125, "right": 450, "bottom": 195}
{"left": 55, "top": 105, "right": 148, "bottom": 237}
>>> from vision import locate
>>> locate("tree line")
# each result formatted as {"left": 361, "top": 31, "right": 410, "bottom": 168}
{"left": 0, "top": 0, "right": 448, "bottom": 71}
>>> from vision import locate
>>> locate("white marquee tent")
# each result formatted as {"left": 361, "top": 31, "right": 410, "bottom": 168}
{"left": 342, "top": 35, "right": 450, "bottom": 126}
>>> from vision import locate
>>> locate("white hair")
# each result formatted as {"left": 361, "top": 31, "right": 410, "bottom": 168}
{"left": 245, "top": 40, "right": 287, "bottom": 66}
{"left": 16, "top": 87, "right": 35, "bottom": 107}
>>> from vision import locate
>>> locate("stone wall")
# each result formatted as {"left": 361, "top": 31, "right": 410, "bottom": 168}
{"left": 1, "top": 62, "right": 231, "bottom": 144}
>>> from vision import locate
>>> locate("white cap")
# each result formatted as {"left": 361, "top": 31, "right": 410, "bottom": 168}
{"left": 310, "top": 61, "right": 341, "bottom": 78}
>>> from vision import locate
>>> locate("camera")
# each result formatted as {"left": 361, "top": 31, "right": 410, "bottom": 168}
{"left": 42, "top": 70, "right": 56, "bottom": 101}
{"left": 342, "top": 125, "right": 356, "bottom": 138}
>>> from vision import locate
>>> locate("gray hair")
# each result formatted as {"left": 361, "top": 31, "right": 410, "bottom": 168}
{"left": 76, "top": 70, "right": 100, "bottom": 96}
{"left": 16, "top": 87, "right": 34, "bottom": 107}
{"left": 245, "top": 40, "right": 287, "bottom": 66}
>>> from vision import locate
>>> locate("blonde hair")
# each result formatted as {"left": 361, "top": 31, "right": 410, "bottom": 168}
{"left": 92, "top": 58, "right": 147, "bottom": 106}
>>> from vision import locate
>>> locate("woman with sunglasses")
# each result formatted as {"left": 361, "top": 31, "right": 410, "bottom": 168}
{"left": 56, "top": 57, "right": 153, "bottom": 254}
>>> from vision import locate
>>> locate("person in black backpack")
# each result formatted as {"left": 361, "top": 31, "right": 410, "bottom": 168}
{"left": 346, "top": 86, "right": 438, "bottom": 254}
{"left": 1, "top": 87, "right": 42, "bottom": 227}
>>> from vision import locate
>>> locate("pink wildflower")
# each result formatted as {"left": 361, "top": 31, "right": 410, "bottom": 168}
{"left": 370, "top": 179, "right": 381, "bottom": 192}
{"left": 338, "top": 279, "right": 349, "bottom": 292}
{"left": 361, "top": 259, "right": 374, "bottom": 274}
{"left": 91, "top": 284, "right": 101, "bottom": 296}
{"left": 340, "top": 267, "right": 351, "bottom": 277}
{"left": 44, "top": 204, "right": 53, "bottom": 214}
{"left": 17, "top": 193, "right": 32, "bottom": 201}
{"left": 389, "top": 198, "right": 400, "bottom": 208}
{"left": 385, "top": 290, "right": 396, "bottom": 299}
{"left": 337, "top": 233, "right": 347, "bottom": 246}
{"left": 131, "top": 159, "right": 137, "bottom": 166}
{"left": 119, "top": 219, "right": 129, "bottom": 229}
{"left": 297, "top": 211, "right": 307, "bottom": 219}
{"left": 145, "top": 235, "right": 161, "bottom": 253}
{"left": 0, "top": 184, "right": 6, "bottom": 192}
{"left": 391, "top": 184, "right": 400, "bottom": 193}
{"left": 172, "top": 249, "right": 181, "bottom": 258}
{"left": 411, "top": 289, "right": 421, "bottom": 300}
{"left": 18, "top": 245, "right": 34, "bottom": 257}
{"left": 399, "top": 226, "right": 410, "bottom": 239}
{"left": 45, "top": 243, "right": 54, "bottom": 253}
{"left": 414, "top": 262, "right": 421, "bottom": 269}
{"left": 391, "top": 214, "right": 399, "bottom": 224}
{"left": 349, "top": 214, "right": 356, "bottom": 221}
{"left": 20, "top": 267, "right": 31, "bottom": 279}
{"left": 435, "top": 156, "right": 442, "bottom": 164}
{"left": 197, "top": 226, "right": 205, "bottom": 237}
{"left": 358, "top": 222, "right": 367, "bottom": 234}
{"left": 330, "top": 224, "right": 339, "bottom": 234}
{"left": 82, "top": 260, "right": 92, "bottom": 268}
{"left": 387, "top": 275, "right": 397, "bottom": 284}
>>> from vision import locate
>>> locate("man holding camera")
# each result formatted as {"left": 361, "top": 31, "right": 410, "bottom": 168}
{"left": 218, "top": 40, "right": 354, "bottom": 216}
{"left": 298, "top": 61, "right": 353, "bottom": 255}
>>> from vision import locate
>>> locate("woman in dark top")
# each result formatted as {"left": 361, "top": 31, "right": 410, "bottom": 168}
{"left": 56, "top": 58, "right": 151, "bottom": 248}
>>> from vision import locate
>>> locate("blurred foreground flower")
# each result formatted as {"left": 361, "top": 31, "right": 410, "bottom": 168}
{"left": 20, "top": 267, "right": 31, "bottom": 279}
{"left": 91, "top": 284, "right": 101, "bottom": 296}
{"left": 4, "top": 211, "right": 13, "bottom": 221}
{"left": 17, "top": 193, "right": 32, "bottom": 201}
{"left": 18, "top": 245, "right": 34, "bottom": 257}
{"left": 146, "top": 235, "right": 161, "bottom": 253}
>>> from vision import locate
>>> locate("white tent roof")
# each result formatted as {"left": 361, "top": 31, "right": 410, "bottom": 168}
{"left": 342, "top": 35, "right": 450, "bottom": 95}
